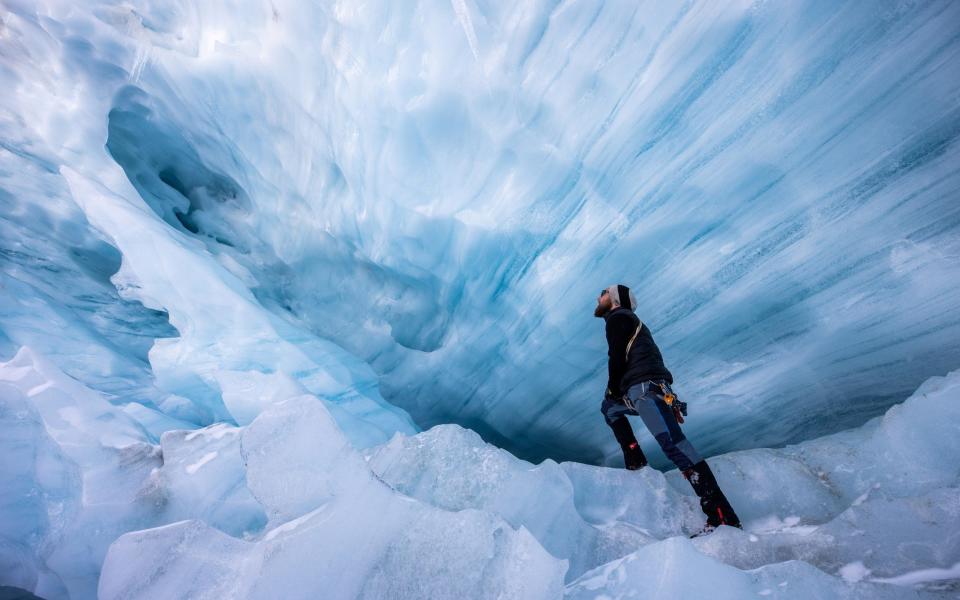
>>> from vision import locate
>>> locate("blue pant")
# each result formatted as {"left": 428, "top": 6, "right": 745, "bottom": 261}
{"left": 601, "top": 380, "right": 703, "bottom": 471}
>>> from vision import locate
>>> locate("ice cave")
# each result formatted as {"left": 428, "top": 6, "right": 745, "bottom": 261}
{"left": 1, "top": 0, "right": 959, "bottom": 598}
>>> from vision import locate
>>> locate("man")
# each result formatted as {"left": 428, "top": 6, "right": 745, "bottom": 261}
{"left": 595, "top": 284, "right": 742, "bottom": 534}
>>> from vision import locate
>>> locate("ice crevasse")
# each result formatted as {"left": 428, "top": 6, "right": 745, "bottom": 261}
{"left": 1, "top": 0, "right": 959, "bottom": 598}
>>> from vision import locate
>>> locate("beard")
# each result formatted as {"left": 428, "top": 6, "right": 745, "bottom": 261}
{"left": 594, "top": 303, "right": 609, "bottom": 318}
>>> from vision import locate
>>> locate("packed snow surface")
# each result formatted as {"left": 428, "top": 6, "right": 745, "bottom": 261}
{"left": 1, "top": 0, "right": 959, "bottom": 598}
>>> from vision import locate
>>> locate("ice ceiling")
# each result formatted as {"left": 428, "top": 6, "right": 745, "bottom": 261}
{"left": 2, "top": 0, "right": 959, "bottom": 468}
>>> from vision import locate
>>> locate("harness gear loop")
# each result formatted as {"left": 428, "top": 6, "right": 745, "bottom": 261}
{"left": 655, "top": 381, "right": 687, "bottom": 424}
{"left": 656, "top": 381, "right": 675, "bottom": 406}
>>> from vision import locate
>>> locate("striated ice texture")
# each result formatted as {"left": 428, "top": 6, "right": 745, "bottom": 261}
{"left": 1, "top": 0, "right": 960, "bottom": 597}
{"left": 2, "top": 0, "right": 959, "bottom": 466}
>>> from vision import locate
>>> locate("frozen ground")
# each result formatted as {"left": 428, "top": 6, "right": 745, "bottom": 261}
{"left": 2, "top": 347, "right": 958, "bottom": 598}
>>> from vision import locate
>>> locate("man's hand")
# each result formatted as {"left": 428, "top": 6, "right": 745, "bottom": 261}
{"left": 672, "top": 405, "right": 685, "bottom": 424}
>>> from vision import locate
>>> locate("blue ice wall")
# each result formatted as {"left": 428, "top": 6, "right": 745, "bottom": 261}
{"left": 1, "top": 0, "right": 959, "bottom": 466}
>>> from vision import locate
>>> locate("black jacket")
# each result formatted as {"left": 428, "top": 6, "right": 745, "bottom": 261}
{"left": 604, "top": 307, "right": 673, "bottom": 397}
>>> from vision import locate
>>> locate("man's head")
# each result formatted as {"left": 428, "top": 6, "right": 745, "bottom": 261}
{"left": 594, "top": 284, "right": 636, "bottom": 318}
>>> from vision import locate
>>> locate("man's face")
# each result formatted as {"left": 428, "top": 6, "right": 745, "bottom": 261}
{"left": 594, "top": 289, "right": 612, "bottom": 318}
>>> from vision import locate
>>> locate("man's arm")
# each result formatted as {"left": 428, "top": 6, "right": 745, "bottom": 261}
{"left": 605, "top": 312, "right": 635, "bottom": 397}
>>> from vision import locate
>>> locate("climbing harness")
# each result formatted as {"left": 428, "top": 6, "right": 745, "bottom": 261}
{"left": 624, "top": 323, "right": 643, "bottom": 360}
{"left": 654, "top": 381, "right": 688, "bottom": 424}
{"left": 622, "top": 323, "right": 688, "bottom": 422}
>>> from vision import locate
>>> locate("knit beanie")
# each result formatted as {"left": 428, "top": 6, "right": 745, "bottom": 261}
{"left": 605, "top": 284, "right": 636, "bottom": 310}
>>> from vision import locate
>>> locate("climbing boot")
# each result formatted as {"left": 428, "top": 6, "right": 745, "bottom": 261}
{"left": 623, "top": 441, "right": 648, "bottom": 470}
{"left": 683, "top": 460, "right": 741, "bottom": 532}
{"left": 610, "top": 418, "right": 647, "bottom": 469}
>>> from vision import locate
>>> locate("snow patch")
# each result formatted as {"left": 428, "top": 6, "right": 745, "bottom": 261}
{"left": 870, "top": 562, "right": 960, "bottom": 587}
{"left": 185, "top": 451, "right": 218, "bottom": 475}
{"left": 838, "top": 561, "right": 871, "bottom": 583}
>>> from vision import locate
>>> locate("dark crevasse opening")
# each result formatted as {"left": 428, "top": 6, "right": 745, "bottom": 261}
{"left": 104, "top": 84, "right": 465, "bottom": 376}
{"left": 105, "top": 86, "right": 252, "bottom": 252}
{"left": 101, "top": 85, "right": 467, "bottom": 431}
{"left": 64, "top": 238, "right": 178, "bottom": 363}
{"left": 0, "top": 154, "right": 177, "bottom": 405}
{"left": 104, "top": 85, "right": 452, "bottom": 356}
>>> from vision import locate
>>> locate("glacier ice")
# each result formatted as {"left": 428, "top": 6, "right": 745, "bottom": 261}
{"left": 3, "top": 336, "right": 960, "bottom": 597}
{"left": 146, "top": 423, "right": 265, "bottom": 537}
{"left": 93, "top": 363, "right": 959, "bottom": 599}
{"left": 2, "top": 0, "right": 960, "bottom": 597}
{"left": 2, "top": 0, "right": 959, "bottom": 465}
{"left": 100, "top": 396, "right": 568, "bottom": 600}
{"left": 565, "top": 536, "right": 916, "bottom": 600}
{"left": 0, "top": 348, "right": 158, "bottom": 599}
{"left": 62, "top": 168, "right": 417, "bottom": 447}
{"left": 240, "top": 395, "right": 374, "bottom": 523}
{"left": 367, "top": 369, "right": 960, "bottom": 588}
{"left": 0, "top": 348, "right": 267, "bottom": 598}
{"left": 366, "top": 424, "right": 698, "bottom": 581}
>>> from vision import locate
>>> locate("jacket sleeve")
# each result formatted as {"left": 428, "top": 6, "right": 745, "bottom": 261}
{"left": 605, "top": 312, "right": 634, "bottom": 397}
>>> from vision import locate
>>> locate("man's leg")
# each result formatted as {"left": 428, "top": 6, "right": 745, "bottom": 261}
{"left": 627, "top": 383, "right": 741, "bottom": 529}
{"left": 627, "top": 383, "right": 702, "bottom": 471}
{"left": 600, "top": 396, "right": 647, "bottom": 469}
{"left": 684, "top": 460, "right": 741, "bottom": 529}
